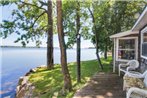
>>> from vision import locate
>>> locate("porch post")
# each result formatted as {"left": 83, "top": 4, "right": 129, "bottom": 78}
{"left": 113, "top": 38, "right": 116, "bottom": 72}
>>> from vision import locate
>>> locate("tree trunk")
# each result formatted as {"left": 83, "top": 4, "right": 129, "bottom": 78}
{"left": 88, "top": 8, "right": 103, "bottom": 70}
{"left": 56, "top": 0, "right": 72, "bottom": 91}
{"left": 95, "top": 37, "right": 103, "bottom": 70}
{"left": 47, "top": 0, "right": 54, "bottom": 69}
{"left": 104, "top": 43, "right": 107, "bottom": 59}
{"left": 76, "top": 2, "right": 81, "bottom": 83}
{"left": 76, "top": 34, "right": 81, "bottom": 82}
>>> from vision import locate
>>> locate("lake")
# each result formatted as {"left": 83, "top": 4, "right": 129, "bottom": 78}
{"left": 0, "top": 47, "right": 97, "bottom": 98}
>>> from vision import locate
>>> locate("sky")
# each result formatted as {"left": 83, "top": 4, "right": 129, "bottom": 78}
{"left": 0, "top": 3, "right": 94, "bottom": 48}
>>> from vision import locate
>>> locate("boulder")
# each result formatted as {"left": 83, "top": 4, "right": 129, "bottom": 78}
{"left": 16, "top": 65, "right": 46, "bottom": 98}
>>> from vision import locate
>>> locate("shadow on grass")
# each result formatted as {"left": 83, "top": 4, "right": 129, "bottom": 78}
{"left": 29, "top": 57, "right": 113, "bottom": 98}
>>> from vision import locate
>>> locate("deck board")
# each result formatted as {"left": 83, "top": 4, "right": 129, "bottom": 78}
{"left": 73, "top": 72, "right": 126, "bottom": 98}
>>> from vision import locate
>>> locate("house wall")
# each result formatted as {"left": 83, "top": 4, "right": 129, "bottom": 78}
{"left": 140, "top": 58, "right": 147, "bottom": 72}
{"left": 140, "top": 25, "right": 147, "bottom": 73}
{"left": 115, "top": 61, "right": 127, "bottom": 73}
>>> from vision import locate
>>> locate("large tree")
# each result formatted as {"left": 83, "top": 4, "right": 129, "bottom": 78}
{"left": 88, "top": 2, "right": 104, "bottom": 70}
{"left": 47, "top": 0, "right": 53, "bottom": 69}
{"left": 0, "top": 0, "right": 54, "bottom": 69}
{"left": 56, "top": 0, "right": 72, "bottom": 91}
{"left": 76, "top": 1, "right": 81, "bottom": 83}
{"left": 62, "top": 0, "right": 91, "bottom": 82}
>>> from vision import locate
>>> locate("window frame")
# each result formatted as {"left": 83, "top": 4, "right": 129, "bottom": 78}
{"left": 116, "top": 37, "right": 138, "bottom": 62}
{"left": 141, "top": 26, "right": 147, "bottom": 59}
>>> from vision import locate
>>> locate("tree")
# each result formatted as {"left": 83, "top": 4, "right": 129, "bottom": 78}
{"left": 88, "top": 2, "right": 104, "bottom": 70}
{"left": 76, "top": 1, "right": 81, "bottom": 83}
{"left": 62, "top": 0, "right": 91, "bottom": 82}
{"left": 0, "top": 0, "right": 54, "bottom": 69}
{"left": 89, "top": 0, "right": 146, "bottom": 61}
{"left": 90, "top": 1, "right": 112, "bottom": 60}
{"left": 56, "top": 0, "right": 72, "bottom": 91}
{"left": 47, "top": 0, "right": 53, "bottom": 69}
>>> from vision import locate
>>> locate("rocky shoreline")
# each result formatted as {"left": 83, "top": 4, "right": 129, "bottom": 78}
{"left": 16, "top": 65, "right": 46, "bottom": 98}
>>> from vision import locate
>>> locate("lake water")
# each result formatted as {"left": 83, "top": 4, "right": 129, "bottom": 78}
{"left": 0, "top": 47, "right": 97, "bottom": 98}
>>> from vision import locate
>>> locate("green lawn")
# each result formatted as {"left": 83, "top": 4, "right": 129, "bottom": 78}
{"left": 29, "top": 57, "right": 112, "bottom": 98}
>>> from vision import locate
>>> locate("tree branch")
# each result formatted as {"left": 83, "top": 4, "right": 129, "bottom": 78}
{"left": 88, "top": 8, "right": 95, "bottom": 23}
{"left": 20, "top": 1, "right": 47, "bottom": 12}
{"left": 27, "top": 11, "right": 46, "bottom": 29}
{"left": 37, "top": 25, "right": 48, "bottom": 32}
{"left": 38, "top": 0, "right": 48, "bottom": 6}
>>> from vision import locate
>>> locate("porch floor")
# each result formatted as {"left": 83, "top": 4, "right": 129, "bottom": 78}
{"left": 73, "top": 72, "right": 126, "bottom": 98}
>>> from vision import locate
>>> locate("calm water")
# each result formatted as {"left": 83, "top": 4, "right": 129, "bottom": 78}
{"left": 0, "top": 47, "right": 97, "bottom": 98}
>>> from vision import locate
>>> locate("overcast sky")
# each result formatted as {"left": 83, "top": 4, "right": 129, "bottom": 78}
{"left": 0, "top": 4, "right": 94, "bottom": 48}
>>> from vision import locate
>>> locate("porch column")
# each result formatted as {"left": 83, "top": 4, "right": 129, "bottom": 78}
{"left": 113, "top": 38, "right": 116, "bottom": 72}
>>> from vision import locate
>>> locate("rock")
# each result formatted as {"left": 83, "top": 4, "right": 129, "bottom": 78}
{"left": 16, "top": 65, "right": 46, "bottom": 98}
{"left": 25, "top": 72, "right": 31, "bottom": 76}
{"left": 18, "top": 77, "right": 24, "bottom": 85}
{"left": 37, "top": 65, "right": 46, "bottom": 68}
{"left": 16, "top": 86, "right": 26, "bottom": 98}
{"left": 16, "top": 85, "right": 20, "bottom": 93}
{"left": 21, "top": 76, "right": 28, "bottom": 86}
{"left": 30, "top": 68, "right": 37, "bottom": 73}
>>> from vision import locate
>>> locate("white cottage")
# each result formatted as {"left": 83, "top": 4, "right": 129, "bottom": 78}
{"left": 110, "top": 7, "right": 147, "bottom": 73}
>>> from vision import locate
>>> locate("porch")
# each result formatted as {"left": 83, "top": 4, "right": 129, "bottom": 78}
{"left": 74, "top": 72, "right": 126, "bottom": 98}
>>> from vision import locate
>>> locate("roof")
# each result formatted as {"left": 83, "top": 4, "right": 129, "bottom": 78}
{"left": 109, "top": 30, "right": 138, "bottom": 38}
{"left": 132, "top": 6, "right": 147, "bottom": 31}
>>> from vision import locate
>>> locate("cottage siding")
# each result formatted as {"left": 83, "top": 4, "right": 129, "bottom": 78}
{"left": 140, "top": 58, "right": 147, "bottom": 72}
{"left": 115, "top": 61, "right": 127, "bottom": 73}
{"left": 140, "top": 25, "right": 147, "bottom": 72}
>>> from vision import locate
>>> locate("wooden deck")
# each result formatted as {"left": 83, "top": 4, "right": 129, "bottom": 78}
{"left": 73, "top": 72, "right": 126, "bottom": 98}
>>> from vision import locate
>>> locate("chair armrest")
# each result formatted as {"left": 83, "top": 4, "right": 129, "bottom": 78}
{"left": 126, "top": 87, "right": 147, "bottom": 98}
{"left": 118, "top": 64, "right": 129, "bottom": 76}
{"left": 126, "top": 67, "right": 137, "bottom": 72}
{"left": 125, "top": 71, "right": 143, "bottom": 78}
{"left": 119, "top": 64, "right": 128, "bottom": 67}
{"left": 126, "top": 67, "right": 132, "bottom": 72}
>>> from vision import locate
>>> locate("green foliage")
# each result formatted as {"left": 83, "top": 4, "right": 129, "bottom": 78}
{"left": 29, "top": 57, "right": 112, "bottom": 98}
{"left": 0, "top": 1, "right": 49, "bottom": 46}
{"left": 62, "top": 0, "right": 92, "bottom": 48}
{"left": 91, "top": 0, "right": 146, "bottom": 52}
{"left": 0, "top": 0, "right": 18, "bottom": 6}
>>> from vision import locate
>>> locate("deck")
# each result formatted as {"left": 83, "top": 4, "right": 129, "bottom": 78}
{"left": 73, "top": 72, "right": 126, "bottom": 98}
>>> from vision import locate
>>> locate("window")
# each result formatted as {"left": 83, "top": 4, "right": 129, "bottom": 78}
{"left": 141, "top": 28, "right": 147, "bottom": 58}
{"left": 117, "top": 38, "right": 137, "bottom": 61}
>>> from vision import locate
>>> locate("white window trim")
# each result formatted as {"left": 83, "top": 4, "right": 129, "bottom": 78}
{"left": 116, "top": 37, "right": 138, "bottom": 62}
{"left": 141, "top": 26, "right": 147, "bottom": 59}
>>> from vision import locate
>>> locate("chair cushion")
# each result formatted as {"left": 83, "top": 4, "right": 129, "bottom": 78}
{"left": 123, "top": 76, "right": 145, "bottom": 89}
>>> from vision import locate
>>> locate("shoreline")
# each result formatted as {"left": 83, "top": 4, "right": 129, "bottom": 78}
{"left": 15, "top": 57, "right": 112, "bottom": 98}
{"left": 0, "top": 46, "right": 96, "bottom": 49}
{"left": 16, "top": 65, "right": 46, "bottom": 98}
{"left": 1, "top": 48, "right": 109, "bottom": 97}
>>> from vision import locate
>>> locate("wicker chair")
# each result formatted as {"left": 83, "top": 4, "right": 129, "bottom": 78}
{"left": 118, "top": 60, "right": 139, "bottom": 76}
{"left": 124, "top": 70, "right": 147, "bottom": 98}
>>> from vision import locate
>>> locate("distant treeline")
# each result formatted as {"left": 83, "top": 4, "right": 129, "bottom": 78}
{"left": 0, "top": 46, "right": 95, "bottom": 49}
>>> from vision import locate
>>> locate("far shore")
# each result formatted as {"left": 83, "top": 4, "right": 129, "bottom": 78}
{"left": 0, "top": 46, "right": 96, "bottom": 49}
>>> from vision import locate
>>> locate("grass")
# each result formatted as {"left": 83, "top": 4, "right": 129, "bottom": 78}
{"left": 29, "top": 56, "right": 113, "bottom": 98}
